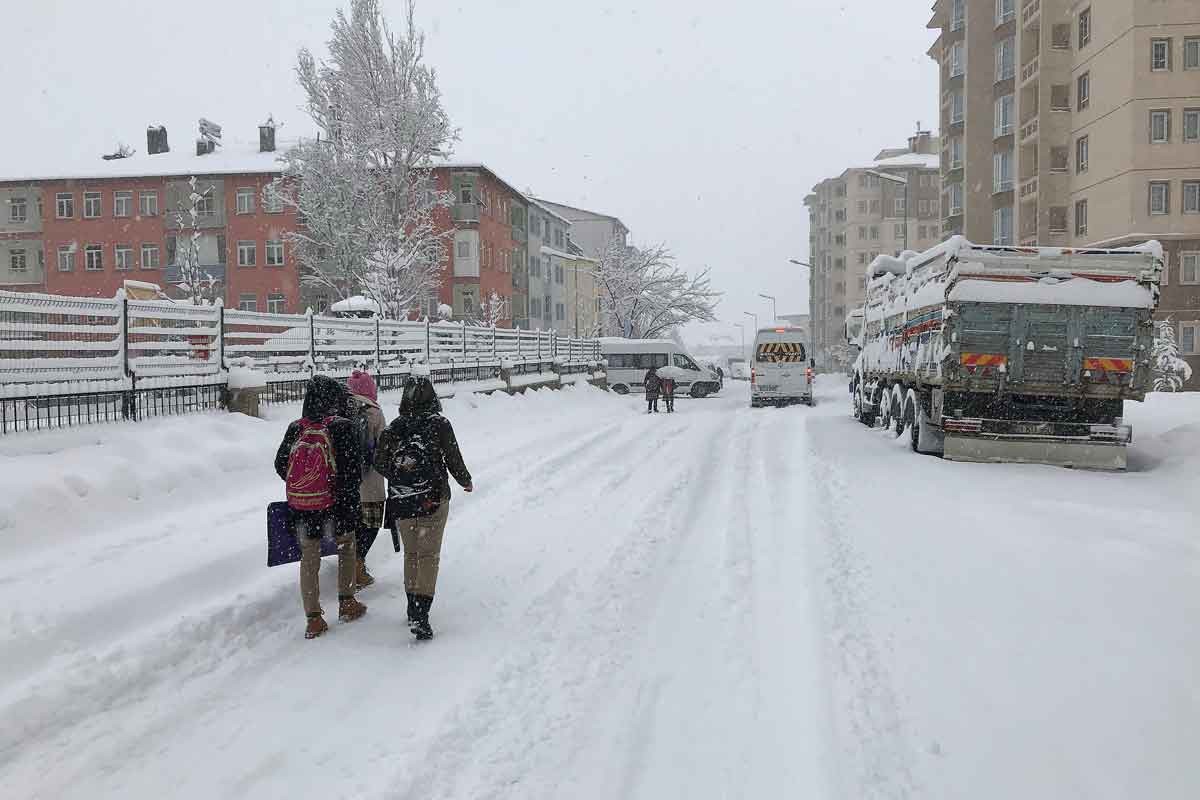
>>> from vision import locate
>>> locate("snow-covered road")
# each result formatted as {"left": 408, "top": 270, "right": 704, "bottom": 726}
{"left": 1, "top": 379, "right": 1197, "bottom": 799}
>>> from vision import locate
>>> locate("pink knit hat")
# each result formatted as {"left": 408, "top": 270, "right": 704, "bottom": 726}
{"left": 347, "top": 370, "right": 378, "bottom": 402}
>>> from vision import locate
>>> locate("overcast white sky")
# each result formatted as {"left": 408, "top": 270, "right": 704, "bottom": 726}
{"left": 6, "top": 0, "right": 937, "bottom": 328}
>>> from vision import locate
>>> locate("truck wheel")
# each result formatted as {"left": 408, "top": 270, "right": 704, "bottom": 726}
{"left": 910, "top": 392, "right": 944, "bottom": 455}
{"left": 879, "top": 386, "right": 893, "bottom": 430}
{"left": 892, "top": 386, "right": 907, "bottom": 437}
{"left": 858, "top": 386, "right": 876, "bottom": 427}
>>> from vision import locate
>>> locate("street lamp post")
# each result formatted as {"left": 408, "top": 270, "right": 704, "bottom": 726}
{"left": 743, "top": 310, "right": 758, "bottom": 334}
{"left": 757, "top": 293, "right": 777, "bottom": 325}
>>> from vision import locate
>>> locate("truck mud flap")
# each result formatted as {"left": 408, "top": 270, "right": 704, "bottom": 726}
{"left": 943, "top": 435, "right": 1128, "bottom": 471}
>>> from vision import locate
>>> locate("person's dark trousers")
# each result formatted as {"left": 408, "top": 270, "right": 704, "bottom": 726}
{"left": 356, "top": 525, "right": 380, "bottom": 562}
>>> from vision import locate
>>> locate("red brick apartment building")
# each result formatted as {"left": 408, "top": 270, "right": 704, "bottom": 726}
{"left": 0, "top": 124, "right": 301, "bottom": 314}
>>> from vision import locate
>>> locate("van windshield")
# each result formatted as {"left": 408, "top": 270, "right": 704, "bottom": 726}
{"left": 755, "top": 342, "right": 807, "bottom": 363}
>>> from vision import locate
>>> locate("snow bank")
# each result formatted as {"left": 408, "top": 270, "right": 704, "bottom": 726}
{"left": 226, "top": 366, "right": 266, "bottom": 390}
{"left": 949, "top": 276, "right": 1155, "bottom": 308}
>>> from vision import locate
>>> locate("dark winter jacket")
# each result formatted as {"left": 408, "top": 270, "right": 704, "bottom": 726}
{"left": 644, "top": 369, "right": 661, "bottom": 397}
{"left": 660, "top": 377, "right": 676, "bottom": 397}
{"left": 274, "top": 375, "right": 363, "bottom": 534}
{"left": 374, "top": 376, "right": 472, "bottom": 503}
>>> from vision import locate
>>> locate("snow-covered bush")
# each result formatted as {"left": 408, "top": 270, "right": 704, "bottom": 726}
{"left": 1152, "top": 319, "right": 1192, "bottom": 392}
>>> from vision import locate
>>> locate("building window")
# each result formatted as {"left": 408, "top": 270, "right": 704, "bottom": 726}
{"left": 115, "top": 244, "right": 132, "bottom": 271}
{"left": 856, "top": 200, "right": 867, "bottom": 214}
{"left": 237, "top": 241, "right": 256, "bottom": 266}
{"left": 9, "top": 196, "right": 27, "bottom": 223}
{"left": 1181, "top": 322, "right": 1199, "bottom": 356}
{"left": 869, "top": 226, "right": 879, "bottom": 240}
{"left": 1184, "top": 181, "right": 1200, "bottom": 214}
{"left": 236, "top": 187, "right": 255, "bottom": 215}
{"left": 1150, "top": 110, "right": 1171, "bottom": 143}
{"left": 266, "top": 240, "right": 284, "bottom": 266}
{"left": 555, "top": 302, "right": 564, "bottom": 321}
{"left": 84, "top": 244, "right": 103, "bottom": 271}
{"left": 894, "top": 223, "right": 905, "bottom": 238}
{"left": 919, "top": 198, "right": 931, "bottom": 215}
{"left": 869, "top": 199, "right": 880, "bottom": 214}
{"left": 949, "top": 41, "right": 964, "bottom": 77}
{"left": 995, "top": 0, "right": 1015, "bottom": 26}
{"left": 238, "top": 294, "right": 258, "bottom": 312}
{"left": 1186, "top": 38, "right": 1200, "bottom": 70}
{"left": 141, "top": 243, "right": 160, "bottom": 269}
{"left": 918, "top": 225, "right": 927, "bottom": 239}
{"left": 1183, "top": 109, "right": 1200, "bottom": 143}
{"left": 857, "top": 252, "right": 867, "bottom": 265}
{"left": 1151, "top": 38, "right": 1171, "bottom": 72}
{"left": 1078, "top": 7, "right": 1091, "bottom": 49}
{"left": 993, "top": 150, "right": 1014, "bottom": 192}
{"left": 995, "top": 37, "right": 1015, "bottom": 81}
{"left": 1149, "top": 182, "right": 1170, "bottom": 215}
{"left": 949, "top": 136, "right": 963, "bottom": 169}
{"left": 993, "top": 207, "right": 1013, "bottom": 245}
{"left": 1181, "top": 253, "right": 1199, "bottom": 285}
{"left": 139, "top": 191, "right": 158, "bottom": 217}
{"left": 1076, "top": 136, "right": 1089, "bottom": 173}
{"left": 114, "top": 191, "right": 133, "bottom": 218}
{"left": 265, "top": 186, "right": 284, "bottom": 214}
{"left": 894, "top": 197, "right": 906, "bottom": 215}
{"left": 948, "top": 183, "right": 964, "bottom": 215}
{"left": 994, "top": 94, "right": 1014, "bottom": 136}
{"left": 950, "top": 91, "right": 965, "bottom": 124}
{"left": 268, "top": 293, "right": 286, "bottom": 314}
{"left": 543, "top": 294, "right": 551, "bottom": 319}
{"left": 57, "top": 245, "right": 74, "bottom": 271}
{"left": 1075, "top": 199, "right": 1088, "bottom": 236}
{"left": 9, "top": 249, "right": 26, "bottom": 273}
{"left": 1050, "top": 83, "right": 1071, "bottom": 111}
{"left": 951, "top": 0, "right": 964, "bottom": 31}
{"left": 83, "top": 191, "right": 101, "bottom": 219}
{"left": 1052, "top": 23, "right": 1072, "bottom": 50}
{"left": 456, "top": 240, "right": 471, "bottom": 259}
{"left": 56, "top": 193, "right": 74, "bottom": 218}
{"left": 195, "top": 191, "right": 216, "bottom": 217}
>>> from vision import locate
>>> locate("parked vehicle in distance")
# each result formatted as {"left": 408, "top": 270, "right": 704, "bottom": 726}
{"left": 728, "top": 358, "right": 750, "bottom": 380}
{"left": 849, "top": 237, "right": 1163, "bottom": 470}
{"left": 599, "top": 338, "right": 723, "bottom": 398}
{"left": 750, "top": 327, "right": 814, "bottom": 407}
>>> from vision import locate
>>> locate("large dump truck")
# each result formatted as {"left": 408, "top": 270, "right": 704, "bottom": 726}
{"left": 848, "top": 237, "right": 1163, "bottom": 470}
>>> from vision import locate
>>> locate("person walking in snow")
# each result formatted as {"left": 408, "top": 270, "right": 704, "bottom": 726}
{"left": 374, "top": 375, "right": 473, "bottom": 641}
{"left": 660, "top": 372, "right": 677, "bottom": 413}
{"left": 347, "top": 370, "right": 388, "bottom": 590}
{"left": 644, "top": 366, "right": 661, "bottom": 413}
{"left": 275, "top": 375, "right": 368, "bottom": 640}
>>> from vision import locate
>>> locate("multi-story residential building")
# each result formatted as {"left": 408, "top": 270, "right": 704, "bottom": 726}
{"left": 804, "top": 131, "right": 942, "bottom": 366}
{"left": 928, "top": 0, "right": 1199, "bottom": 386}
{"left": 565, "top": 240, "right": 601, "bottom": 337}
{"left": 533, "top": 199, "right": 628, "bottom": 335}
{"left": 0, "top": 122, "right": 301, "bottom": 313}
{"left": 534, "top": 199, "right": 629, "bottom": 260}
{"left": 523, "top": 198, "right": 573, "bottom": 332}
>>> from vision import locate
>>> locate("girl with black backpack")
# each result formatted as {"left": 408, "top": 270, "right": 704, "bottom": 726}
{"left": 374, "top": 375, "right": 473, "bottom": 640}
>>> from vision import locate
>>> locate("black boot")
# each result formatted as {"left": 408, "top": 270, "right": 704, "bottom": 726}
{"left": 409, "top": 594, "right": 434, "bottom": 640}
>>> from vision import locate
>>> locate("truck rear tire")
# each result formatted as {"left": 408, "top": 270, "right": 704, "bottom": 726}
{"left": 910, "top": 392, "right": 944, "bottom": 455}
{"left": 892, "top": 386, "right": 907, "bottom": 437}
{"left": 879, "top": 386, "right": 893, "bottom": 431}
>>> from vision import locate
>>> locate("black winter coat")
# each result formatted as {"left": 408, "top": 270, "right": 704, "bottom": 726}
{"left": 644, "top": 370, "right": 661, "bottom": 397}
{"left": 374, "top": 376, "right": 471, "bottom": 503}
{"left": 274, "top": 375, "right": 363, "bottom": 534}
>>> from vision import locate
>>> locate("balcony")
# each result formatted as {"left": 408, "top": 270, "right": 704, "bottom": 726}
{"left": 452, "top": 203, "right": 479, "bottom": 223}
{"left": 511, "top": 224, "right": 527, "bottom": 243}
{"left": 1021, "top": 0, "right": 1040, "bottom": 29}
{"left": 1019, "top": 175, "right": 1039, "bottom": 201}
{"left": 1020, "top": 56, "right": 1040, "bottom": 87}
{"left": 1019, "top": 114, "right": 1039, "bottom": 144}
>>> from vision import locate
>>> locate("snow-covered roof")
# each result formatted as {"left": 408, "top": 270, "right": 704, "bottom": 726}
{"left": 525, "top": 197, "right": 572, "bottom": 226}
{"left": 532, "top": 198, "right": 627, "bottom": 231}
{"left": 0, "top": 138, "right": 295, "bottom": 183}
{"left": 429, "top": 159, "right": 530, "bottom": 206}
{"left": 872, "top": 152, "right": 940, "bottom": 170}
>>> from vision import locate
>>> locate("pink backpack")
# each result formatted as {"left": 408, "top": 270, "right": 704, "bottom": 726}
{"left": 286, "top": 417, "right": 337, "bottom": 511}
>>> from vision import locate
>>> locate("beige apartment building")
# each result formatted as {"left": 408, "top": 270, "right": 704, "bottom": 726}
{"left": 804, "top": 131, "right": 942, "bottom": 367}
{"left": 928, "top": 0, "right": 1200, "bottom": 387}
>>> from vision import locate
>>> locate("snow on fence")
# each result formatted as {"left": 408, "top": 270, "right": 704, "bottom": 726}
{"left": 0, "top": 289, "right": 601, "bottom": 434}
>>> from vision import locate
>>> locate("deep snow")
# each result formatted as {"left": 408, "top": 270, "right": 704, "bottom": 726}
{"left": 0, "top": 379, "right": 1197, "bottom": 799}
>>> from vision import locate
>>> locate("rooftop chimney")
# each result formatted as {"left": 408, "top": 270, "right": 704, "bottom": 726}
{"left": 147, "top": 125, "right": 169, "bottom": 155}
{"left": 259, "top": 114, "right": 277, "bottom": 153}
{"left": 908, "top": 129, "right": 933, "bottom": 155}
{"left": 196, "top": 138, "right": 216, "bottom": 156}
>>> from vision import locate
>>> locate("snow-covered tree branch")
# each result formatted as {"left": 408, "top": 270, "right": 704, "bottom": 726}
{"left": 1153, "top": 319, "right": 1192, "bottom": 391}
{"left": 595, "top": 238, "right": 720, "bottom": 339}
{"left": 276, "top": 0, "right": 457, "bottom": 319}
{"left": 172, "top": 176, "right": 219, "bottom": 306}
{"left": 474, "top": 291, "right": 507, "bottom": 328}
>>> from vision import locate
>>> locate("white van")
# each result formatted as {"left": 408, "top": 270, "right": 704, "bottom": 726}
{"left": 600, "top": 338, "right": 723, "bottom": 398}
{"left": 751, "top": 327, "right": 814, "bottom": 407}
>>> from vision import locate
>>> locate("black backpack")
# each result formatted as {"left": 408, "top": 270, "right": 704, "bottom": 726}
{"left": 383, "top": 417, "right": 442, "bottom": 522}
{"left": 351, "top": 402, "right": 375, "bottom": 478}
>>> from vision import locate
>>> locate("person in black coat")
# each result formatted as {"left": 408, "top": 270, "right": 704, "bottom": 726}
{"left": 274, "top": 375, "right": 367, "bottom": 639}
{"left": 643, "top": 367, "right": 661, "bottom": 413}
{"left": 374, "top": 376, "right": 473, "bottom": 640}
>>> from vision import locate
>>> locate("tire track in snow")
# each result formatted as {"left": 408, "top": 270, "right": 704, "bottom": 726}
{"left": 804, "top": 418, "right": 920, "bottom": 799}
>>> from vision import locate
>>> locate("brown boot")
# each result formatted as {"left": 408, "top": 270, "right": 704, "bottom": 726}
{"left": 338, "top": 594, "right": 367, "bottom": 623}
{"left": 356, "top": 561, "right": 375, "bottom": 589}
{"left": 305, "top": 613, "right": 328, "bottom": 640}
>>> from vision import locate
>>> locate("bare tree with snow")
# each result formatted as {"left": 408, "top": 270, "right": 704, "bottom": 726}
{"left": 595, "top": 238, "right": 720, "bottom": 339}
{"left": 276, "top": 0, "right": 456, "bottom": 319}
{"left": 172, "top": 176, "right": 219, "bottom": 306}
{"left": 1152, "top": 319, "right": 1193, "bottom": 391}
{"left": 474, "top": 290, "right": 507, "bottom": 328}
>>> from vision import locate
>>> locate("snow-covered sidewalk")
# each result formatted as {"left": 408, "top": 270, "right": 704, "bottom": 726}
{"left": 0, "top": 379, "right": 1196, "bottom": 799}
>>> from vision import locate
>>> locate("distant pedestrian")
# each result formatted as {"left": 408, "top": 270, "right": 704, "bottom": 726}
{"left": 347, "top": 370, "right": 387, "bottom": 590}
{"left": 375, "top": 376, "right": 473, "bottom": 641}
{"left": 275, "top": 375, "right": 367, "bottom": 640}
{"left": 661, "top": 373, "right": 677, "bottom": 413}
{"left": 644, "top": 367, "right": 661, "bottom": 413}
